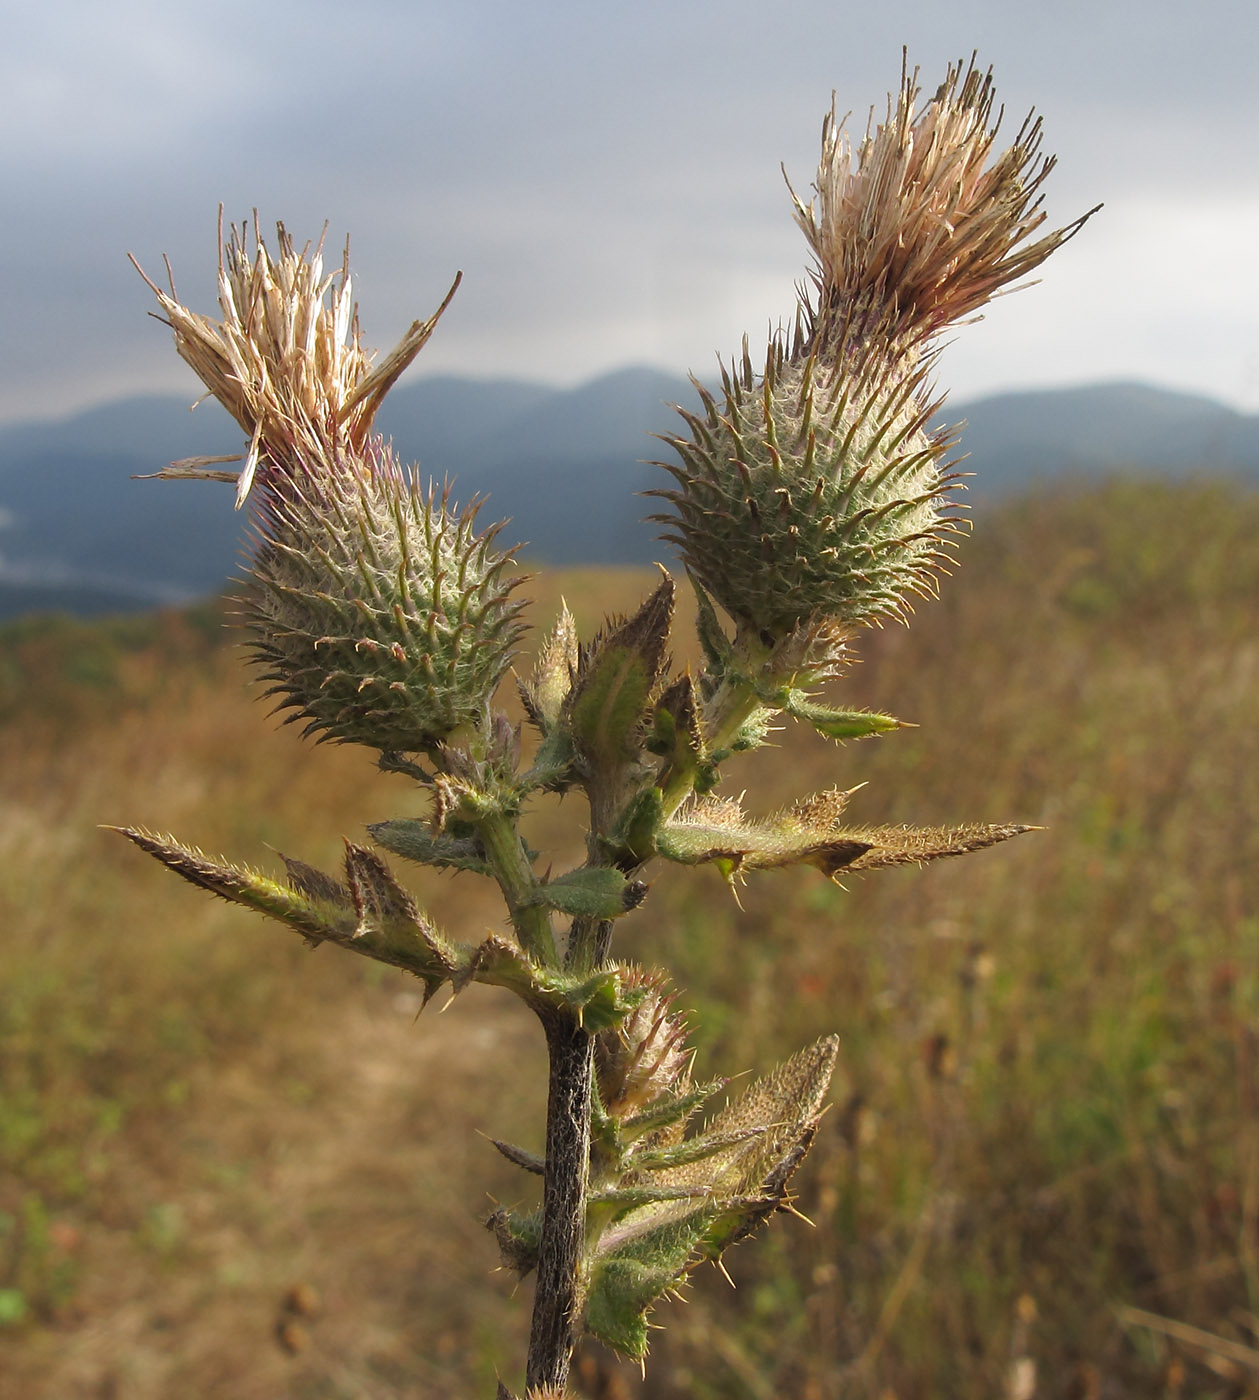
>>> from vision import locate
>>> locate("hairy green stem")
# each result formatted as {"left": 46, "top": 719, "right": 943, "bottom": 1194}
{"left": 477, "top": 807, "right": 559, "bottom": 966}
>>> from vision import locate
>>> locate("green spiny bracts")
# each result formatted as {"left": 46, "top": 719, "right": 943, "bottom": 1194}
{"left": 582, "top": 1035, "right": 839, "bottom": 1360}
{"left": 653, "top": 335, "right": 960, "bottom": 637}
{"left": 243, "top": 443, "right": 527, "bottom": 753}
{"left": 654, "top": 57, "right": 1096, "bottom": 644}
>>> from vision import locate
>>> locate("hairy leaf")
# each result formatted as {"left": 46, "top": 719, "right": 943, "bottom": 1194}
{"left": 581, "top": 1037, "right": 839, "bottom": 1358}
{"left": 782, "top": 691, "right": 904, "bottom": 741}
{"left": 585, "top": 1221, "right": 702, "bottom": 1360}
{"left": 657, "top": 792, "right": 871, "bottom": 877}
{"left": 659, "top": 792, "right": 1032, "bottom": 880}
{"left": 619, "top": 1078, "right": 727, "bottom": 1140}
{"left": 526, "top": 867, "right": 649, "bottom": 920}
{"left": 486, "top": 1206, "right": 542, "bottom": 1277}
{"left": 567, "top": 574, "right": 674, "bottom": 772}
{"left": 840, "top": 821, "right": 1037, "bottom": 869}
{"left": 369, "top": 818, "right": 489, "bottom": 875}
{"left": 489, "top": 1139, "right": 546, "bottom": 1176}
{"left": 112, "top": 828, "right": 457, "bottom": 993}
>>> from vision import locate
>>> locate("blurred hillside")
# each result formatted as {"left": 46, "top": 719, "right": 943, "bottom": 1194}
{"left": 1, "top": 480, "right": 1257, "bottom": 1398}
{"left": 0, "top": 371, "right": 1255, "bottom": 620}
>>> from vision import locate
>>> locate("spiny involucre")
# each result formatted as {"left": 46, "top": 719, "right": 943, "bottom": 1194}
{"left": 245, "top": 451, "right": 526, "bottom": 752}
{"left": 654, "top": 58, "right": 1097, "bottom": 645}
{"left": 134, "top": 216, "right": 525, "bottom": 753}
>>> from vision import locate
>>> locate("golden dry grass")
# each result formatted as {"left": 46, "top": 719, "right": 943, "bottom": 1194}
{"left": 2, "top": 483, "right": 1257, "bottom": 1398}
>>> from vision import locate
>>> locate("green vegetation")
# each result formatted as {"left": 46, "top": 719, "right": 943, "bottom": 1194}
{"left": 2, "top": 481, "right": 1257, "bottom": 1397}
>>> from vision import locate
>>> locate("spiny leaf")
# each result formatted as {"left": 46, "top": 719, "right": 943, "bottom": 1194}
{"left": 368, "top": 818, "right": 489, "bottom": 875}
{"left": 567, "top": 573, "right": 675, "bottom": 771}
{"left": 456, "top": 932, "right": 534, "bottom": 995}
{"left": 589, "top": 1184, "right": 712, "bottom": 1209}
{"left": 280, "top": 853, "right": 349, "bottom": 904}
{"left": 550, "top": 967, "right": 628, "bottom": 1031}
{"left": 126, "top": 826, "right": 546, "bottom": 1002}
{"left": 603, "top": 785, "right": 666, "bottom": 867}
{"left": 628, "top": 1124, "right": 769, "bottom": 1174}
{"left": 600, "top": 1038, "right": 838, "bottom": 1260}
{"left": 620, "top": 1078, "right": 728, "bottom": 1140}
{"left": 584, "top": 1221, "right": 703, "bottom": 1360}
{"left": 688, "top": 1035, "right": 839, "bottom": 1187}
{"left": 649, "top": 672, "right": 715, "bottom": 792}
{"left": 688, "top": 573, "right": 734, "bottom": 675}
{"left": 658, "top": 793, "right": 1032, "bottom": 880}
{"left": 657, "top": 792, "right": 872, "bottom": 877}
{"left": 581, "top": 1038, "right": 839, "bottom": 1357}
{"left": 526, "top": 866, "right": 649, "bottom": 920}
{"left": 838, "top": 821, "right": 1037, "bottom": 869}
{"left": 489, "top": 1139, "right": 545, "bottom": 1176}
{"left": 686, "top": 1035, "right": 839, "bottom": 1255}
{"left": 722, "top": 704, "right": 777, "bottom": 757}
{"left": 486, "top": 1207, "right": 541, "bottom": 1277}
{"left": 346, "top": 842, "right": 419, "bottom": 930}
{"left": 518, "top": 726, "right": 577, "bottom": 792}
{"left": 343, "top": 844, "right": 459, "bottom": 980}
{"left": 112, "top": 828, "right": 457, "bottom": 992}
{"left": 781, "top": 691, "right": 905, "bottom": 741}
{"left": 432, "top": 771, "right": 497, "bottom": 830}
{"left": 113, "top": 827, "right": 355, "bottom": 942}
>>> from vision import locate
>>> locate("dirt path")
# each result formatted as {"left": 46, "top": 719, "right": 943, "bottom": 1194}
{"left": 9, "top": 975, "right": 546, "bottom": 1400}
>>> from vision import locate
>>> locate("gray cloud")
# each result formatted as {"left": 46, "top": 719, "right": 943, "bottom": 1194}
{"left": 4, "top": 0, "right": 1257, "bottom": 425}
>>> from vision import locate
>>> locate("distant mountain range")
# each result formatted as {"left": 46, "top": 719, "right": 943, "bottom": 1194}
{"left": 0, "top": 370, "right": 1255, "bottom": 620}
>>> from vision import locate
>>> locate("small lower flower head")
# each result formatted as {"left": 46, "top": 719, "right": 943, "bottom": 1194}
{"left": 244, "top": 444, "right": 526, "bottom": 753}
{"left": 596, "top": 969, "right": 691, "bottom": 1120}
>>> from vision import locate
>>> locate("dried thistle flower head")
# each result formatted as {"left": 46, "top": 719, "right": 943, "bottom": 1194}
{"left": 655, "top": 57, "right": 1097, "bottom": 646}
{"left": 131, "top": 212, "right": 459, "bottom": 506}
{"left": 135, "top": 216, "right": 522, "bottom": 751}
{"left": 244, "top": 445, "right": 527, "bottom": 754}
{"left": 792, "top": 55, "right": 1096, "bottom": 356}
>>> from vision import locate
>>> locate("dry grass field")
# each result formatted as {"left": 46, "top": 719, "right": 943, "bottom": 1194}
{"left": 2, "top": 481, "right": 1258, "bottom": 1398}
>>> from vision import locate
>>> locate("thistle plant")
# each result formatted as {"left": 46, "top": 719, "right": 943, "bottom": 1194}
{"left": 119, "top": 57, "right": 1094, "bottom": 1397}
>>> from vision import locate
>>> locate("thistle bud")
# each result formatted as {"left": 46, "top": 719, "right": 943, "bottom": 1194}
{"left": 654, "top": 58, "right": 1095, "bottom": 643}
{"left": 596, "top": 969, "right": 691, "bottom": 1119}
{"left": 244, "top": 449, "right": 526, "bottom": 753}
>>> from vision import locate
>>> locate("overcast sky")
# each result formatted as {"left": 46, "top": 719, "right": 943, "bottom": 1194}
{"left": 3, "top": 0, "right": 1257, "bottom": 427}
